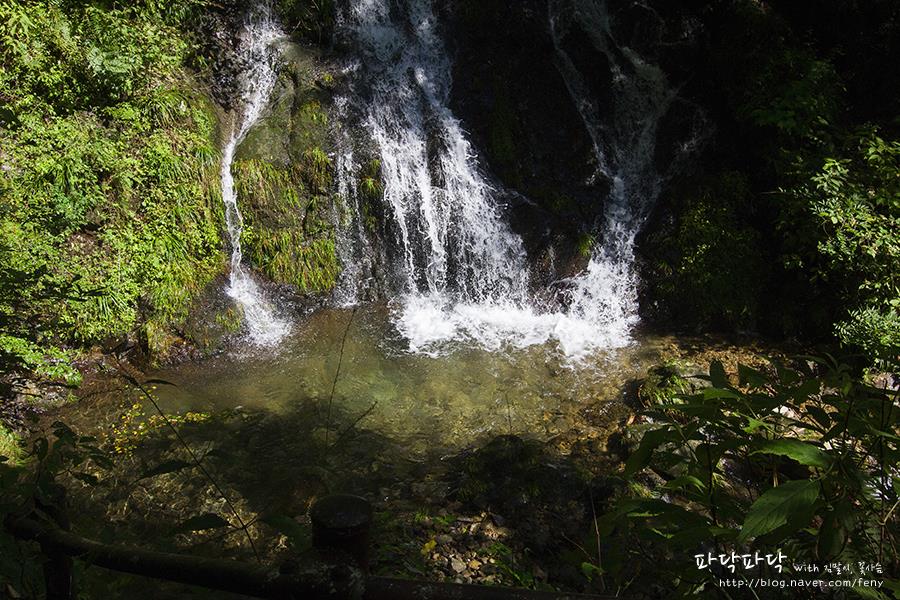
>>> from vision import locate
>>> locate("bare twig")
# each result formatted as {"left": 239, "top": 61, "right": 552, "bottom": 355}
{"left": 588, "top": 486, "right": 606, "bottom": 593}
{"left": 114, "top": 363, "right": 261, "bottom": 563}
{"left": 329, "top": 401, "right": 377, "bottom": 450}
{"left": 324, "top": 307, "right": 357, "bottom": 455}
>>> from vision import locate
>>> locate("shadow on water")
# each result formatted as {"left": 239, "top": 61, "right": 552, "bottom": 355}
{"left": 70, "top": 403, "right": 627, "bottom": 596}
{"left": 57, "top": 305, "right": 672, "bottom": 596}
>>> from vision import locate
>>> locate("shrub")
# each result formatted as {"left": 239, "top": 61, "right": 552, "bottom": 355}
{"left": 601, "top": 358, "right": 899, "bottom": 597}
{"left": 642, "top": 172, "right": 767, "bottom": 330}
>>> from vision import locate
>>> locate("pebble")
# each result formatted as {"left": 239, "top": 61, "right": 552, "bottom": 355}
{"left": 451, "top": 558, "right": 466, "bottom": 573}
{"left": 468, "top": 559, "right": 482, "bottom": 570}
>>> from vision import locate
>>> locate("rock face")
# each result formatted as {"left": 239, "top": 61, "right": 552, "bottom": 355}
{"left": 231, "top": 43, "right": 342, "bottom": 295}
{"left": 444, "top": 0, "right": 603, "bottom": 281}
{"left": 444, "top": 0, "right": 707, "bottom": 285}
{"left": 157, "top": 2, "right": 344, "bottom": 357}
{"left": 197, "top": 0, "right": 711, "bottom": 314}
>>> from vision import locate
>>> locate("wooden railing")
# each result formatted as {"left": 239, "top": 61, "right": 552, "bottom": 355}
{"left": 6, "top": 494, "right": 616, "bottom": 600}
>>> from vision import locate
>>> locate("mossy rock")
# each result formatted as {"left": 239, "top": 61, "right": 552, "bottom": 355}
{"left": 637, "top": 361, "right": 690, "bottom": 408}
{"left": 236, "top": 44, "right": 330, "bottom": 166}
{"left": 233, "top": 158, "right": 339, "bottom": 293}
{"left": 231, "top": 43, "right": 340, "bottom": 294}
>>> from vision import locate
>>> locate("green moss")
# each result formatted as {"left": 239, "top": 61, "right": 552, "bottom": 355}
{"left": 0, "top": 423, "right": 23, "bottom": 465}
{"left": 637, "top": 361, "right": 691, "bottom": 407}
{"left": 233, "top": 157, "right": 339, "bottom": 293}
{"left": 575, "top": 233, "right": 595, "bottom": 260}
{"left": 359, "top": 158, "right": 383, "bottom": 202}
{"left": 214, "top": 307, "right": 244, "bottom": 334}
{"left": 356, "top": 158, "right": 383, "bottom": 232}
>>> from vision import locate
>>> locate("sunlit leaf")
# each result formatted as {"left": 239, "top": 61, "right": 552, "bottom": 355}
{"left": 752, "top": 439, "right": 831, "bottom": 468}
{"left": 738, "top": 480, "right": 819, "bottom": 542}
{"left": 662, "top": 475, "right": 706, "bottom": 493}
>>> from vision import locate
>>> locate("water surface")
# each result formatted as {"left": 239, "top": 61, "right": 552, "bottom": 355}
{"left": 153, "top": 304, "right": 666, "bottom": 458}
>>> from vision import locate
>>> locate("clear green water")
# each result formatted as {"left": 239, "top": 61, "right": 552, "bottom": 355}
{"left": 152, "top": 304, "right": 668, "bottom": 458}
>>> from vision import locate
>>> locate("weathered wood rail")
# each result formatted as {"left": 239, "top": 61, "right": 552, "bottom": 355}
{"left": 6, "top": 494, "right": 617, "bottom": 600}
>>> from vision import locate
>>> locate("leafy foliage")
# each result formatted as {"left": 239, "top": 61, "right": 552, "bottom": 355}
{"left": 0, "top": 0, "right": 225, "bottom": 376}
{"left": 642, "top": 173, "right": 767, "bottom": 330}
{"left": 786, "top": 130, "right": 900, "bottom": 364}
{"left": 233, "top": 156, "right": 339, "bottom": 293}
{"left": 603, "top": 358, "right": 900, "bottom": 597}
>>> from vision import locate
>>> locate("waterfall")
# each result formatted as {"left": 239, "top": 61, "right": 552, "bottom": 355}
{"left": 334, "top": 0, "right": 689, "bottom": 359}
{"left": 335, "top": 0, "right": 533, "bottom": 352}
{"left": 547, "top": 0, "right": 679, "bottom": 353}
{"left": 336, "top": 0, "right": 530, "bottom": 299}
{"left": 219, "top": 4, "right": 289, "bottom": 346}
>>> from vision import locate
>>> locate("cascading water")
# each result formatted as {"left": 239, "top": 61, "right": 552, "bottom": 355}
{"left": 335, "top": 0, "right": 690, "bottom": 359}
{"left": 547, "top": 0, "right": 681, "bottom": 353}
{"left": 335, "top": 0, "right": 531, "bottom": 347}
{"left": 219, "top": 4, "right": 289, "bottom": 346}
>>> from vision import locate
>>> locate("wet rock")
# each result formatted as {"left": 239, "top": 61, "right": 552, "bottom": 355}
{"left": 451, "top": 557, "right": 466, "bottom": 573}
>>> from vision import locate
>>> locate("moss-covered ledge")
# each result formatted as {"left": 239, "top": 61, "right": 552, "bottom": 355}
{"left": 231, "top": 43, "right": 341, "bottom": 294}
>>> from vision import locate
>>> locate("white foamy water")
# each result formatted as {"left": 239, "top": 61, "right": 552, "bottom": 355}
{"left": 337, "top": 0, "right": 530, "bottom": 303}
{"left": 334, "top": 0, "right": 685, "bottom": 360}
{"left": 220, "top": 3, "right": 290, "bottom": 346}
{"left": 396, "top": 294, "right": 634, "bottom": 360}
{"left": 549, "top": 0, "right": 679, "bottom": 353}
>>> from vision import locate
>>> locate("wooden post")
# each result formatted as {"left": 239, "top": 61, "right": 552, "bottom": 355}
{"left": 310, "top": 494, "right": 372, "bottom": 570}
{"left": 38, "top": 484, "right": 74, "bottom": 600}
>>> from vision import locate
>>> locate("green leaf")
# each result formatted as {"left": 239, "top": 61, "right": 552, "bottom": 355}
{"left": 738, "top": 364, "right": 767, "bottom": 388}
{"left": 261, "top": 514, "right": 310, "bottom": 549}
{"left": 662, "top": 475, "right": 706, "bottom": 493}
{"left": 752, "top": 439, "right": 831, "bottom": 469}
{"left": 881, "top": 580, "right": 900, "bottom": 596}
{"left": 668, "top": 525, "right": 736, "bottom": 549}
{"left": 624, "top": 428, "right": 672, "bottom": 477}
{"left": 580, "top": 562, "right": 604, "bottom": 582}
{"left": 738, "top": 480, "right": 819, "bottom": 543}
{"left": 174, "top": 513, "right": 230, "bottom": 533}
{"left": 792, "top": 379, "right": 821, "bottom": 402}
{"left": 141, "top": 459, "right": 193, "bottom": 479}
{"left": 743, "top": 417, "right": 769, "bottom": 433}
{"left": 851, "top": 586, "right": 890, "bottom": 600}
{"left": 709, "top": 360, "right": 728, "bottom": 388}
{"left": 868, "top": 427, "right": 900, "bottom": 442}
{"left": 702, "top": 387, "right": 740, "bottom": 400}
{"left": 817, "top": 506, "right": 851, "bottom": 560}
{"left": 805, "top": 405, "right": 833, "bottom": 429}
